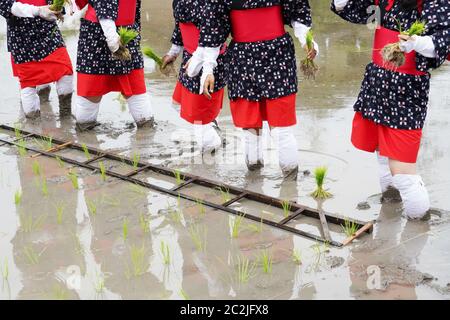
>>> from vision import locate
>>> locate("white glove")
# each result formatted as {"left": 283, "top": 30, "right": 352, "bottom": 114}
{"left": 399, "top": 35, "right": 437, "bottom": 58}
{"left": 334, "top": 0, "right": 349, "bottom": 11}
{"left": 186, "top": 47, "right": 205, "bottom": 77}
{"left": 99, "top": 19, "right": 120, "bottom": 53}
{"left": 198, "top": 47, "right": 220, "bottom": 94}
{"left": 11, "top": 2, "right": 39, "bottom": 18}
{"left": 37, "top": 6, "right": 59, "bottom": 22}
{"left": 292, "top": 21, "right": 320, "bottom": 56}
{"left": 166, "top": 44, "right": 183, "bottom": 58}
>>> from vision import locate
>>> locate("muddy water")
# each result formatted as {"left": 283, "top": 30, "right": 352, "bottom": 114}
{"left": 0, "top": 0, "right": 449, "bottom": 300}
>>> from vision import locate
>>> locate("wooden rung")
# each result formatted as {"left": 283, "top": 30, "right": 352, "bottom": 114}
{"left": 30, "top": 141, "right": 72, "bottom": 158}
{"left": 342, "top": 222, "right": 374, "bottom": 246}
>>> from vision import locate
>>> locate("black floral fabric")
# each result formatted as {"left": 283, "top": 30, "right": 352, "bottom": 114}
{"left": 332, "top": 0, "right": 450, "bottom": 130}
{"left": 199, "top": 0, "right": 312, "bottom": 101}
{"left": 76, "top": 0, "right": 144, "bottom": 75}
{"left": 0, "top": 0, "right": 65, "bottom": 64}
{"left": 172, "top": 0, "right": 227, "bottom": 93}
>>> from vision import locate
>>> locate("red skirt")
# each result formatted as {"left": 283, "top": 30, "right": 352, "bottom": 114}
{"left": 11, "top": 47, "right": 73, "bottom": 89}
{"left": 351, "top": 112, "right": 422, "bottom": 163}
{"left": 77, "top": 68, "right": 146, "bottom": 97}
{"left": 230, "top": 94, "right": 297, "bottom": 128}
{"left": 172, "top": 82, "right": 224, "bottom": 124}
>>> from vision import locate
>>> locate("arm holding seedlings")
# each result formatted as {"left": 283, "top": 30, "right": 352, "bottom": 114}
{"left": 330, "top": 0, "right": 375, "bottom": 24}
{"left": 161, "top": 21, "right": 184, "bottom": 70}
{"left": 4, "top": 0, "right": 59, "bottom": 22}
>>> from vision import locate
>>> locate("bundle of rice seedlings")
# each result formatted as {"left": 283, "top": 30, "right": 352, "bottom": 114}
{"left": 50, "top": 0, "right": 67, "bottom": 12}
{"left": 381, "top": 20, "right": 427, "bottom": 68}
{"left": 142, "top": 47, "right": 163, "bottom": 68}
{"left": 300, "top": 30, "right": 319, "bottom": 80}
{"left": 114, "top": 27, "right": 139, "bottom": 61}
{"left": 310, "top": 166, "right": 332, "bottom": 199}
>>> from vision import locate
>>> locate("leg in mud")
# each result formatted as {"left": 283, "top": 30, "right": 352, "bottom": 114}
{"left": 271, "top": 126, "right": 299, "bottom": 179}
{"left": 126, "top": 93, "right": 155, "bottom": 128}
{"left": 36, "top": 84, "right": 51, "bottom": 103}
{"left": 56, "top": 75, "right": 74, "bottom": 117}
{"left": 74, "top": 95, "right": 101, "bottom": 131}
{"left": 20, "top": 87, "right": 41, "bottom": 119}
{"left": 390, "top": 160, "right": 431, "bottom": 220}
{"left": 244, "top": 128, "right": 264, "bottom": 171}
{"left": 193, "top": 121, "right": 222, "bottom": 154}
{"left": 377, "top": 152, "right": 401, "bottom": 202}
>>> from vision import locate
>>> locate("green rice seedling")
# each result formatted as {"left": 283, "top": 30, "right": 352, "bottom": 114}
{"left": 122, "top": 217, "right": 129, "bottom": 241}
{"left": 50, "top": 0, "right": 67, "bottom": 12}
{"left": 43, "top": 136, "right": 53, "bottom": 149}
{"left": 14, "top": 123, "right": 22, "bottom": 139}
{"left": 382, "top": 20, "right": 427, "bottom": 67}
{"left": 32, "top": 160, "right": 42, "bottom": 176}
{"left": 71, "top": 233, "right": 84, "bottom": 255}
{"left": 310, "top": 166, "right": 332, "bottom": 199}
{"left": 292, "top": 249, "right": 302, "bottom": 265}
{"left": 196, "top": 199, "right": 206, "bottom": 216}
{"left": 142, "top": 47, "right": 163, "bottom": 68}
{"left": 127, "top": 183, "right": 147, "bottom": 197}
{"left": 81, "top": 143, "right": 91, "bottom": 160}
{"left": 19, "top": 213, "right": 47, "bottom": 233}
{"left": 139, "top": 213, "right": 150, "bottom": 234}
{"left": 22, "top": 246, "right": 40, "bottom": 265}
{"left": 1, "top": 259, "right": 8, "bottom": 281}
{"left": 229, "top": 214, "right": 244, "bottom": 239}
{"left": 188, "top": 223, "right": 207, "bottom": 252}
{"left": 115, "top": 27, "right": 139, "bottom": 61}
{"left": 132, "top": 152, "right": 140, "bottom": 169}
{"left": 17, "top": 139, "right": 27, "bottom": 156}
{"left": 67, "top": 170, "right": 79, "bottom": 190}
{"left": 168, "top": 206, "right": 182, "bottom": 224}
{"left": 281, "top": 200, "right": 292, "bottom": 218}
{"left": 101, "top": 195, "right": 120, "bottom": 207}
{"left": 41, "top": 177, "right": 49, "bottom": 196}
{"left": 246, "top": 218, "right": 264, "bottom": 234}
{"left": 86, "top": 198, "right": 97, "bottom": 217}
{"left": 93, "top": 274, "right": 105, "bottom": 295}
{"left": 217, "top": 186, "right": 231, "bottom": 203}
{"left": 173, "top": 169, "right": 183, "bottom": 185}
{"left": 258, "top": 250, "right": 273, "bottom": 275}
{"left": 235, "top": 255, "right": 256, "bottom": 284}
{"left": 341, "top": 219, "right": 360, "bottom": 238}
{"left": 300, "top": 30, "right": 319, "bottom": 80}
{"left": 14, "top": 190, "right": 22, "bottom": 205}
{"left": 125, "top": 244, "right": 148, "bottom": 278}
{"left": 55, "top": 203, "right": 64, "bottom": 225}
{"left": 98, "top": 161, "right": 107, "bottom": 182}
{"left": 51, "top": 284, "right": 68, "bottom": 300}
{"left": 160, "top": 241, "right": 171, "bottom": 265}
{"left": 55, "top": 156, "right": 65, "bottom": 168}
{"left": 180, "top": 288, "right": 189, "bottom": 300}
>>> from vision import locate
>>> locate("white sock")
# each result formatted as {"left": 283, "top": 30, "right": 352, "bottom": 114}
{"left": 271, "top": 126, "right": 299, "bottom": 172}
{"left": 193, "top": 123, "right": 221, "bottom": 153}
{"left": 392, "top": 174, "right": 430, "bottom": 219}
{"left": 126, "top": 93, "right": 154, "bottom": 123}
{"left": 377, "top": 152, "right": 393, "bottom": 193}
{"left": 75, "top": 96, "right": 100, "bottom": 123}
{"left": 244, "top": 129, "right": 262, "bottom": 166}
{"left": 20, "top": 87, "right": 40, "bottom": 114}
{"left": 56, "top": 75, "right": 74, "bottom": 96}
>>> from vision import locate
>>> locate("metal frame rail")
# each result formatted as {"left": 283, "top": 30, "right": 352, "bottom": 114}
{"left": 0, "top": 124, "right": 374, "bottom": 247}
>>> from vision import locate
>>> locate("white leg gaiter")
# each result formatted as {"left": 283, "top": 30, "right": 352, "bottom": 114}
{"left": 56, "top": 75, "right": 74, "bottom": 96}
{"left": 36, "top": 84, "right": 50, "bottom": 93}
{"left": 377, "top": 152, "right": 393, "bottom": 193}
{"left": 193, "top": 123, "right": 221, "bottom": 153}
{"left": 244, "top": 129, "right": 263, "bottom": 169}
{"left": 392, "top": 174, "right": 430, "bottom": 219}
{"left": 75, "top": 96, "right": 100, "bottom": 123}
{"left": 126, "top": 94, "right": 154, "bottom": 123}
{"left": 271, "top": 126, "right": 298, "bottom": 173}
{"left": 20, "top": 87, "right": 40, "bottom": 115}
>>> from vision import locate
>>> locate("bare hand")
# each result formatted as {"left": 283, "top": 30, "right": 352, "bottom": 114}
{"left": 398, "top": 34, "right": 411, "bottom": 42}
{"left": 161, "top": 55, "right": 176, "bottom": 70}
{"left": 203, "top": 74, "right": 215, "bottom": 100}
{"left": 304, "top": 45, "right": 317, "bottom": 60}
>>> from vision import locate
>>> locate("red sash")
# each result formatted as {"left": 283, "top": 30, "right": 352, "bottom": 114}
{"left": 179, "top": 23, "right": 226, "bottom": 55}
{"left": 16, "top": 0, "right": 47, "bottom": 5}
{"left": 373, "top": 27, "right": 427, "bottom": 75}
{"left": 75, "top": 0, "right": 88, "bottom": 9}
{"left": 85, "top": 0, "right": 137, "bottom": 26}
{"left": 230, "top": 5, "right": 285, "bottom": 43}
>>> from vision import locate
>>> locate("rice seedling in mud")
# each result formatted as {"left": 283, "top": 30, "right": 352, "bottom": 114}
{"left": 55, "top": 156, "right": 65, "bottom": 168}
{"left": 14, "top": 190, "right": 22, "bottom": 205}
{"left": 22, "top": 246, "right": 41, "bottom": 265}
{"left": 55, "top": 203, "right": 65, "bottom": 225}
{"left": 341, "top": 219, "right": 360, "bottom": 238}
{"left": 19, "top": 212, "right": 47, "bottom": 233}
{"left": 229, "top": 214, "right": 245, "bottom": 239}
{"left": 188, "top": 223, "right": 207, "bottom": 252}
{"left": 17, "top": 139, "right": 27, "bottom": 157}
{"left": 50, "top": 284, "right": 69, "bottom": 300}
{"left": 257, "top": 250, "right": 273, "bottom": 275}
{"left": 1, "top": 259, "right": 8, "bottom": 281}
{"left": 86, "top": 198, "right": 98, "bottom": 217}
{"left": 292, "top": 249, "right": 302, "bottom": 265}
{"left": 67, "top": 169, "right": 79, "bottom": 190}
{"left": 98, "top": 161, "right": 107, "bottom": 182}
{"left": 235, "top": 255, "right": 257, "bottom": 285}
{"left": 173, "top": 169, "right": 184, "bottom": 185}
{"left": 125, "top": 244, "right": 149, "bottom": 278}
{"left": 14, "top": 123, "right": 22, "bottom": 139}
{"left": 127, "top": 183, "right": 147, "bottom": 197}
{"left": 71, "top": 233, "right": 84, "bottom": 256}
{"left": 32, "top": 160, "right": 42, "bottom": 177}
{"left": 180, "top": 288, "right": 189, "bottom": 300}
{"left": 100, "top": 194, "right": 120, "bottom": 207}
{"left": 381, "top": 20, "right": 427, "bottom": 68}
{"left": 160, "top": 241, "right": 171, "bottom": 265}
{"left": 115, "top": 27, "right": 139, "bottom": 61}
{"left": 33, "top": 136, "right": 53, "bottom": 151}
{"left": 139, "top": 213, "right": 150, "bottom": 234}
{"left": 168, "top": 205, "right": 183, "bottom": 225}
{"left": 122, "top": 217, "right": 129, "bottom": 241}
{"left": 196, "top": 199, "right": 206, "bottom": 216}
{"left": 246, "top": 218, "right": 264, "bottom": 234}
{"left": 300, "top": 30, "right": 319, "bottom": 80}
{"left": 281, "top": 199, "right": 292, "bottom": 218}
{"left": 132, "top": 152, "right": 140, "bottom": 169}
{"left": 142, "top": 47, "right": 163, "bottom": 68}
{"left": 93, "top": 274, "right": 105, "bottom": 296}
{"left": 310, "top": 166, "right": 332, "bottom": 200}
{"left": 81, "top": 143, "right": 91, "bottom": 160}
{"left": 40, "top": 177, "right": 49, "bottom": 197}
{"left": 216, "top": 186, "right": 231, "bottom": 203}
